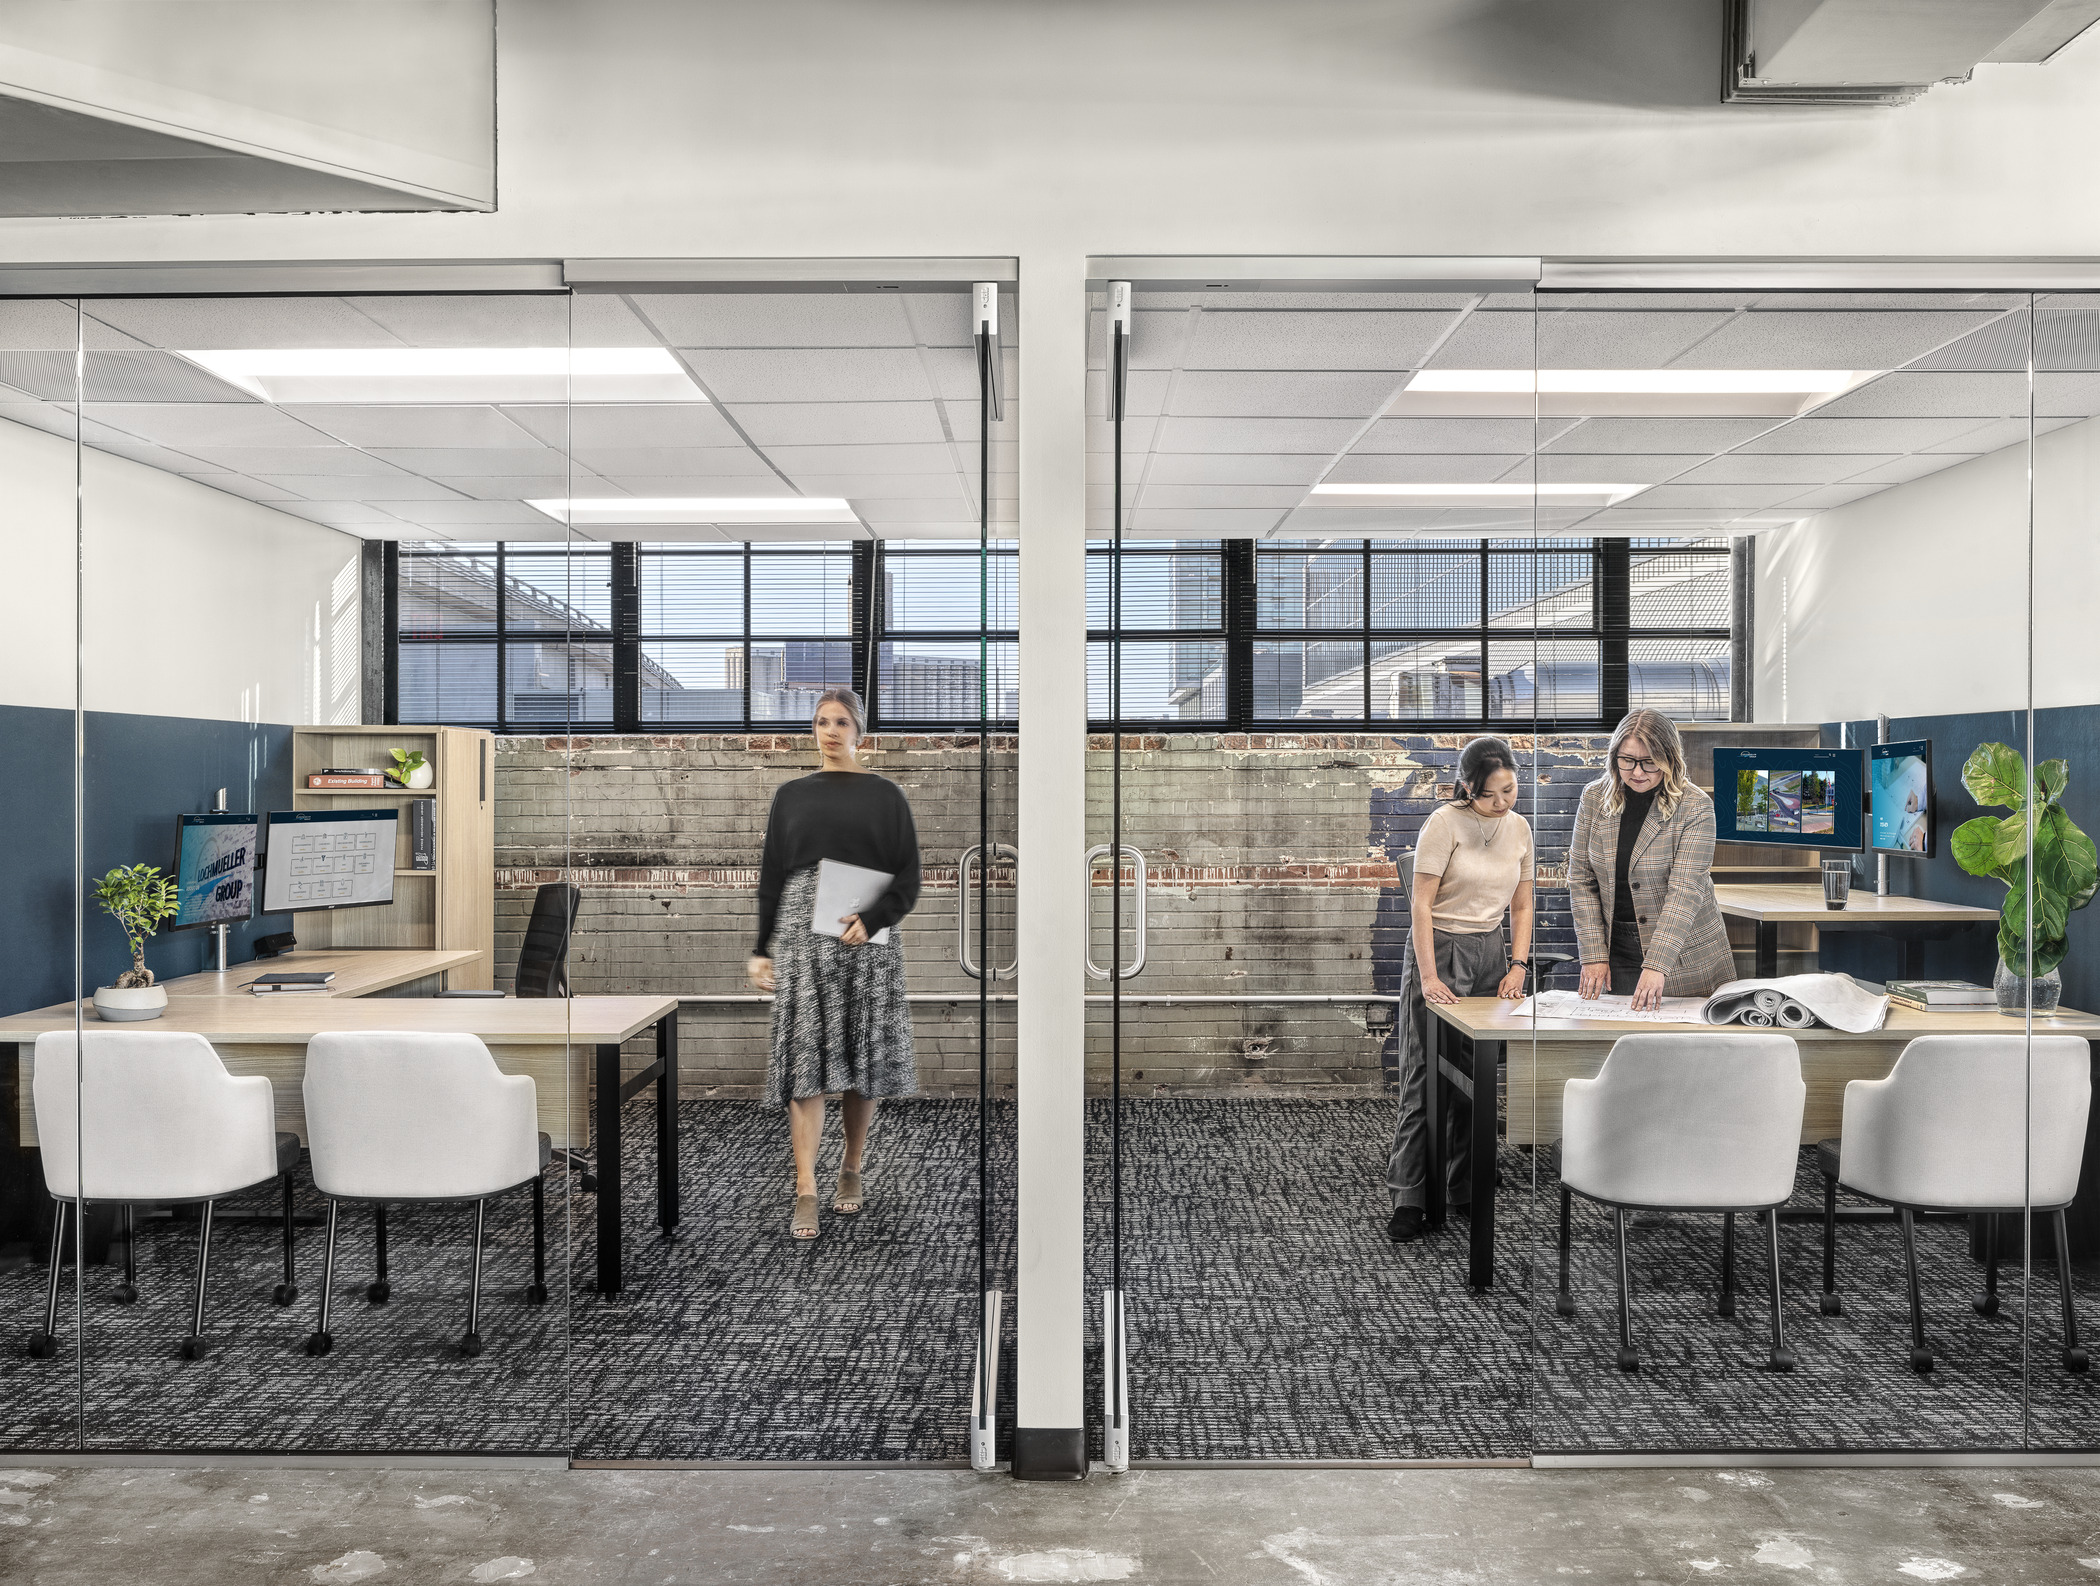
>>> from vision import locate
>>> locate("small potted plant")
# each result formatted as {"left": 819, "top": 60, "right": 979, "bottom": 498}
{"left": 1951, "top": 743, "right": 2098, "bottom": 1015}
{"left": 387, "top": 747, "right": 433, "bottom": 789}
{"left": 92, "top": 863, "right": 180, "bottom": 1021}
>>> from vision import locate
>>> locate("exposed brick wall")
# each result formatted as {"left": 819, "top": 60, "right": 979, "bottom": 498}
{"left": 493, "top": 731, "right": 1614, "bottom": 1101}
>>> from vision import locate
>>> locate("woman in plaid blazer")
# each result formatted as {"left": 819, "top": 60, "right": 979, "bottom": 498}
{"left": 1569, "top": 709, "right": 1737, "bottom": 1011}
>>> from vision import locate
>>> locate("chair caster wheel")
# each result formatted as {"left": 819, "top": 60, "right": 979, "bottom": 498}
{"left": 1973, "top": 1295, "right": 2000, "bottom": 1317}
{"left": 179, "top": 1335, "right": 209, "bottom": 1362}
{"left": 1718, "top": 1295, "right": 1736, "bottom": 1318}
{"left": 581, "top": 1174, "right": 598, "bottom": 1194}
{"left": 271, "top": 1283, "right": 298, "bottom": 1307}
{"left": 1555, "top": 1293, "right": 1575, "bottom": 1317}
{"left": 1909, "top": 1348, "right": 1934, "bottom": 1375}
{"left": 1819, "top": 1293, "right": 1843, "bottom": 1317}
{"left": 305, "top": 1331, "right": 334, "bottom": 1357}
{"left": 26, "top": 1331, "right": 56, "bottom": 1359}
{"left": 524, "top": 1283, "right": 548, "bottom": 1306}
{"left": 366, "top": 1281, "right": 390, "bottom": 1305}
{"left": 1769, "top": 1348, "right": 1798, "bottom": 1373}
{"left": 110, "top": 1284, "right": 138, "bottom": 1305}
{"left": 459, "top": 1332, "right": 483, "bottom": 1358}
{"left": 2066, "top": 1346, "right": 2090, "bottom": 1374}
{"left": 1616, "top": 1346, "right": 1640, "bottom": 1373}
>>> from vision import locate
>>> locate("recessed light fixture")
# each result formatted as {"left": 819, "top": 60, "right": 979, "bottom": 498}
{"left": 526, "top": 496, "right": 858, "bottom": 528}
{"left": 177, "top": 347, "right": 707, "bottom": 405}
{"left": 1392, "top": 369, "right": 1872, "bottom": 418}
{"left": 1309, "top": 482, "right": 1649, "bottom": 508}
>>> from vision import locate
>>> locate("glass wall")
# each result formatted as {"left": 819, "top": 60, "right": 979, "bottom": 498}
{"left": 0, "top": 298, "right": 82, "bottom": 1449}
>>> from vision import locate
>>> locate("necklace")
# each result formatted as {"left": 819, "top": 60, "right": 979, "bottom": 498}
{"left": 1465, "top": 807, "right": 1507, "bottom": 847}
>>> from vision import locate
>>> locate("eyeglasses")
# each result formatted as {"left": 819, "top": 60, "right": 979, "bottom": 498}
{"left": 1615, "top": 755, "right": 1660, "bottom": 775}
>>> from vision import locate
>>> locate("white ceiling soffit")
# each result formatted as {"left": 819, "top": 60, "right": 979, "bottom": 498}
{"left": 565, "top": 259, "right": 1018, "bottom": 293}
{"left": 1541, "top": 261, "right": 2100, "bottom": 292}
{"left": 0, "top": 1, "right": 494, "bottom": 217}
{"left": 1086, "top": 257, "right": 1541, "bottom": 293}
{"left": 0, "top": 261, "right": 562, "bottom": 298}
{"left": 1725, "top": 0, "right": 2100, "bottom": 106}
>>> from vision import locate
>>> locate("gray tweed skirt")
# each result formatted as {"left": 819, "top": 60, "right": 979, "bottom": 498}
{"left": 765, "top": 864, "right": 918, "bottom": 1108}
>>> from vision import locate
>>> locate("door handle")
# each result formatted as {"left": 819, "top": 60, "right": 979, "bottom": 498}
{"left": 1084, "top": 843, "right": 1147, "bottom": 982}
{"left": 957, "top": 843, "right": 1019, "bottom": 981}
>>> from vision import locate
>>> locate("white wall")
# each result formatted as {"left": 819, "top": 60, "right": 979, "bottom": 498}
{"left": 0, "top": 415, "right": 363, "bottom": 725}
{"left": 0, "top": 0, "right": 2098, "bottom": 264}
{"left": 1756, "top": 415, "right": 2100, "bottom": 723}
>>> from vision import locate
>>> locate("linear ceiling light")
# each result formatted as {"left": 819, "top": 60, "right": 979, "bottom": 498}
{"left": 1392, "top": 368, "right": 1871, "bottom": 418}
{"left": 177, "top": 348, "right": 707, "bottom": 405}
{"left": 1309, "top": 482, "right": 1649, "bottom": 508}
{"left": 527, "top": 497, "right": 858, "bottom": 528}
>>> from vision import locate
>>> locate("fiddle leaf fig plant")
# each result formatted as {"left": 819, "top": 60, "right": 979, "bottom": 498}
{"left": 94, "top": 863, "right": 179, "bottom": 988}
{"left": 1951, "top": 742, "right": 2098, "bottom": 978}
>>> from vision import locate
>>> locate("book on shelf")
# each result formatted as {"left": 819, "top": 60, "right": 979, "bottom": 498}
{"left": 254, "top": 971, "right": 334, "bottom": 985}
{"left": 1886, "top": 979, "right": 1993, "bottom": 1007}
{"left": 251, "top": 983, "right": 331, "bottom": 995}
{"left": 307, "top": 773, "right": 386, "bottom": 789}
{"left": 409, "top": 797, "right": 436, "bottom": 870}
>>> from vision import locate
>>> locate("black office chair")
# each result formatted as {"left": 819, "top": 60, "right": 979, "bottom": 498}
{"left": 437, "top": 883, "right": 593, "bottom": 1189}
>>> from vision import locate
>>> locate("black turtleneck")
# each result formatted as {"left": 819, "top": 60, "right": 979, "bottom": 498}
{"left": 1609, "top": 784, "right": 1659, "bottom": 988}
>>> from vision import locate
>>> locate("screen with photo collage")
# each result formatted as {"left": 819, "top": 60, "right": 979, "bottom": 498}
{"left": 1713, "top": 746, "right": 1864, "bottom": 852}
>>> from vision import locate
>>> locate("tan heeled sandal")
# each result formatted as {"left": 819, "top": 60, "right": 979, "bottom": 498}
{"left": 834, "top": 1168, "right": 864, "bottom": 1215}
{"left": 791, "top": 1193, "right": 820, "bottom": 1240}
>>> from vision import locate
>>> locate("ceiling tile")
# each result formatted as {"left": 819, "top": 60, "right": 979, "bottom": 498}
{"left": 575, "top": 448, "right": 784, "bottom": 479}
{"left": 1168, "top": 369, "right": 1404, "bottom": 419}
{"left": 591, "top": 474, "right": 792, "bottom": 497}
{"left": 518, "top": 402, "right": 747, "bottom": 449}
{"left": 1685, "top": 309, "right": 2000, "bottom": 371}
{"left": 1541, "top": 417, "right": 1777, "bottom": 453}
{"left": 371, "top": 499, "right": 558, "bottom": 526}
{"left": 2038, "top": 372, "right": 2100, "bottom": 417}
{"left": 252, "top": 473, "right": 465, "bottom": 502}
{"left": 1808, "top": 372, "right": 2029, "bottom": 420}
{"left": 0, "top": 298, "right": 86, "bottom": 352}
{"left": 1842, "top": 452, "right": 1978, "bottom": 486}
{"left": 342, "top": 294, "right": 571, "bottom": 349}
{"left": 367, "top": 447, "right": 573, "bottom": 476}
{"left": 1528, "top": 453, "right": 1707, "bottom": 485}
{"left": 1626, "top": 484, "right": 1804, "bottom": 511}
{"left": 1140, "top": 453, "right": 1329, "bottom": 487}
{"left": 1532, "top": 309, "right": 1737, "bottom": 368}
{"left": 79, "top": 352, "right": 256, "bottom": 404}
{"left": 288, "top": 404, "right": 545, "bottom": 449}
{"left": 1177, "top": 309, "right": 1459, "bottom": 371}
{"left": 743, "top": 443, "right": 964, "bottom": 475}
{"left": 1117, "top": 507, "right": 1285, "bottom": 539}
{"left": 178, "top": 444, "right": 414, "bottom": 476}
{"left": 271, "top": 501, "right": 406, "bottom": 528}
{"left": 627, "top": 292, "right": 957, "bottom": 348}
{"left": 732, "top": 400, "right": 950, "bottom": 447}
{"left": 1153, "top": 416, "right": 1364, "bottom": 454}
{"left": 1742, "top": 416, "right": 2003, "bottom": 454}
{"left": 1323, "top": 453, "right": 1523, "bottom": 485}
{"left": 78, "top": 296, "right": 411, "bottom": 351}
{"left": 1352, "top": 417, "right": 1560, "bottom": 454}
{"left": 177, "top": 473, "right": 307, "bottom": 505}
{"left": 1135, "top": 484, "right": 1309, "bottom": 510}
{"left": 1774, "top": 484, "right": 1885, "bottom": 511}
{"left": 854, "top": 498, "right": 992, "bottom": 524}
{"left": 84, "top": 403, "right": 338, "bottom": 449}
{"left": 1673, "top": 453, "right": 1898, "bottom": 485}
{"left": 790, "top": 472, "right": 968, "bottom": 500}
{"left": 430, "top": 472, "right": 618, "bottom": 501}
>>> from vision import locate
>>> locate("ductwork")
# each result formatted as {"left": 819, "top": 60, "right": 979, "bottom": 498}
{"left": 1725, "top": 0, "right": 2100, "bottom": 104}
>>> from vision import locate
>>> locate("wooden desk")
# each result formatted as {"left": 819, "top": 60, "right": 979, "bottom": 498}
{"left": 1714, "top": 882, "right": 1998, "bottom": 979}
{"left": 1424, "top": 996, "right": 2100, "bottom": 1293}
{"left": 2, "top": 948, "right": 680, "bottom": 1297}
{"left": 164, "top": 948, "right": 484, "bottom": 1000}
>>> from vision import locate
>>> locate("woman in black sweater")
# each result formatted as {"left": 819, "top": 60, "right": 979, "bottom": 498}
{"left": 747, "top": 688, "right": 921, "bottom": 1240}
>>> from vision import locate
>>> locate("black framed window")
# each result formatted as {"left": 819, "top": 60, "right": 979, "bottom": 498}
{"left": 389, "top": 535, "right": 1734, "bottom": 732}
{"left": 873, "top": 539, "right": 1018, "bottom": 727}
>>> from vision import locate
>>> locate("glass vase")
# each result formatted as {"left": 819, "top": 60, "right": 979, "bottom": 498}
{"left": 1994, "top": 957, "right": 2063, "bottom": 1016}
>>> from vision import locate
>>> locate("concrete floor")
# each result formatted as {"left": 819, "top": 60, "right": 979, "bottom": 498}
{"left": 5, "top": 1463, "right": 2100, "bottom": 1584}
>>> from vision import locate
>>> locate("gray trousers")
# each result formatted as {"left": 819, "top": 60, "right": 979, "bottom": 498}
{"left": 1387, "top": 926, "right": 1508, "bottom": 1211}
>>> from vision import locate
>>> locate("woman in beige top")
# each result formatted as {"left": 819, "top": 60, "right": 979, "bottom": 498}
{"left": 1386, "top": 737, "right": 1535, "bottom": 1242}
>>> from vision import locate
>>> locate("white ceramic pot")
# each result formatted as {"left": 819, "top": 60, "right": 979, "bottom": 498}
{"left": 404, "top": 760, "right": 435, "bottom": 790}
{"left": 92, "top": 983, "right": 168, "bottom": 1022}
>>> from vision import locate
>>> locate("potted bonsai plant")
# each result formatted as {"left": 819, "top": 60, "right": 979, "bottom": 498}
{"left": 1951, "top": 743, "right": 2098, "bottom": 1015}
{"left": 92, "top": 862, "right": 180, "bottom": 1021}
{"left": 387, "top": 747, "right": 433, "bottom": 789}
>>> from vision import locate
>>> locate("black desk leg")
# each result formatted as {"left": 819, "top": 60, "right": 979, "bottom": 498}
{"left": 1755, "top": 922, "right": 1779, "bottom": 980}
{"left": 1899, "top": 937, "right": 1927, "bottom": 981}
{"left": 656, "top": 1012, "right": 681, "bottom": 1238}
{"left": 1470, "top": 1038, "right": 1502, "bottom": 1292}
{"left": 1424, "top": 1010, "right": 1445, "bottom": 1231}
{"left": 595, "top": 1043, "right": 623, "bottom": 1297}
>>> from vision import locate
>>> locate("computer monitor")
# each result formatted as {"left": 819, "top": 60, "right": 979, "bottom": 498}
{"left": 1870, "top": 739, "right": 1935, "bottom": 857}
{"left": 261, "top": 808, "right": 398, "bottom": 916}
{"left": 1713, "top": 745, "right": 1864, "bottom": 852}
{"left": 171, "top": 812, "right": 257, "bottom": 931}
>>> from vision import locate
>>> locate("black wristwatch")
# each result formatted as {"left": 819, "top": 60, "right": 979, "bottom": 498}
{"left": 1509, "top": 957, "right": 1531, "bottom": 970}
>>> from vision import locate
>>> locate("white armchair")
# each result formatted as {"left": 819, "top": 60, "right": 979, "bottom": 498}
{"left": 1558, "top": 1032, "right": 1806, "bottom": 1373}
{"left": 30, "top": 1029, "right": 301, "bottom": 1361}
{"left": 302, "top": 1031, "right": 549, "bottom": 1358}
{"left": 1817, "top": 1034, "right": 2091, "bottom": 1375}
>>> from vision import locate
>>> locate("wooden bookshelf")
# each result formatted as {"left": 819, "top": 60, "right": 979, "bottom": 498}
{"left": 288, "top": 725, "right": 495, "bottom": 990}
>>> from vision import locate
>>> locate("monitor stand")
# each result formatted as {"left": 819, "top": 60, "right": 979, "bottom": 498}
{"left": 212, "top": 785, "right": 231, "bottom": 972}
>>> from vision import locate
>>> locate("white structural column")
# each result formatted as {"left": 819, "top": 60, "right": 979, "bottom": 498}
{"left": 1010, "top": 251, "right": 1090, "bottom": 1478}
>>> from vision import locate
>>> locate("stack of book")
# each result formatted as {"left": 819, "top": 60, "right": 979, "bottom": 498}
{"left": 307, "top": 770, "right": 387, "bottom": 789}
{"left": 250, "top": 971, "right": 336, "bottom": 996}
{"left": 1886, "top": 979, "right": 1993, "bottom": 1012}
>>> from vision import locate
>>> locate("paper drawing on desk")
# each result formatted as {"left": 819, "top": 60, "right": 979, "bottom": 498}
{"left": 810, "top": 858, "right": 892, "bottom": 946}
{"left": 1514, "top": 972, "right": 1888, "bottom": 1033}
{"left": 1515, "top": 991, "right": 1713, "bottom": 1024}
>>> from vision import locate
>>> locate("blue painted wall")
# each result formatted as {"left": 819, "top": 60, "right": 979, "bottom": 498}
{"left": 1819, "top": 707, "right": 2100, "bottom": 1006}
{"left": 0, "top": 704, "right": 297, "bottom": 1019}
